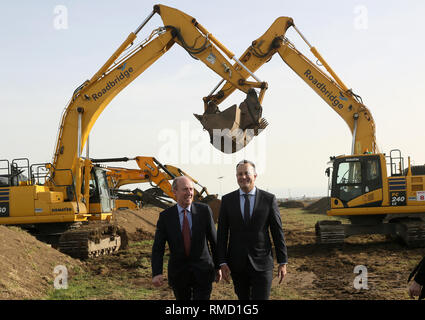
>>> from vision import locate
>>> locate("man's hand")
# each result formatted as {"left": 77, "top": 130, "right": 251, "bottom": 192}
{"left": 408, "top": 280, "right": 423, "bottom": 299}
{"left": 220, "top": 264, "right": 231, "bottom": 283}
{"left": 215, "top": 269, "right": 222, "bottom": 283}
{"left": 152, "top": 274, "right": 164, "bottom": 287}
{"left": 278, "top": 264, "right": 287, "bottom": 284}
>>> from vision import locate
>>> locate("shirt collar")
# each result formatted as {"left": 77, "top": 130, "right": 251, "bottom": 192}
{"left": 177, "top": 203, "right": 191, "bottom": 214}
{"left": 239, "top": 187, "right": 256, "bottom": 196}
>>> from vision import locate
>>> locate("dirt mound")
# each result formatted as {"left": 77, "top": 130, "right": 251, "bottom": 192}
{"left": 0, "top": 207, "right": 161, "bottom": 300}
{"left": 303, "top": 197, "right": 330, "bottom": 214}
{"left": 113, "top": 207, "right": 161, "bottom": 240}
{"left": 205, "top": 198, "right": 221, "bottom": 223}
{"left": 279, "top": 200, "right": 305, "bottom": 208}
{"left": 0, "top": 225, "right": 82, "bottom": 299}
{"left": 77, "top": 207, "right": 422, "bottom": 300}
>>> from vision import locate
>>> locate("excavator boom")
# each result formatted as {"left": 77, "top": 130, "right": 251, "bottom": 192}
{"left": 2, "top": 4, "right": 269, "bottom": 258}
{"left": 198, "top": 16, "right": 425, "bottom": 247}
{"left": 51, "top": 4, "right": 268, "bottom": 193}
{"left": 197, "top": 17, "right": 377, "bottom": 155}
{"left": 92, "top": 156, "right": 221, "bottom": 222}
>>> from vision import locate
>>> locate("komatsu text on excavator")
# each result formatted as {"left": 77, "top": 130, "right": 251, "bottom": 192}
{"left": 0, "top": 4, "right": 268, "bottom": 258}
{"left": 195, "top": 17, "right": 425, "bottom": 247}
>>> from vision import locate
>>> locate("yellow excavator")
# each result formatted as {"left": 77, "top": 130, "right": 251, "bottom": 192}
{"left": 195, "top": 17, "right": 425, "bottom": 247}
{"left": 0, "top": 4, "right": 268, "bottom": 258}
{"left": 91, "top": 156, "right": 221, "bottom": 222}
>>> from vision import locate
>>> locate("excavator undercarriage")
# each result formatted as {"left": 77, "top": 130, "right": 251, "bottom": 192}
{"left": 316, "top": 215, "right": 425, "bottom": 247}
{"left": 58, "top": 221, "right": 128, "bottom": 259}
{"left": 24, "top": 221, "right": 128, "bottom": 259}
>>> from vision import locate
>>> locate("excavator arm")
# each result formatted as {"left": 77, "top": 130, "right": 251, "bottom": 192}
{"left": 49, "top": 4, "right": 268, "bottom": 200}
{"left": 163, "top": 164, "right": 211, "bottom": 199}
{"left": 197, "top": 17, "right": 377, "bottom": 155}
{"left": 101, "top": 156, "right": 216, "bottom": 201}
{"left": 93, "top": 156, "right": 221, "bottom": 221}
{"left": 197, "top": 18, "right": 425, "bottom": 247}
{"left": 99, "top": 157, "right": 176, "bottom": 199}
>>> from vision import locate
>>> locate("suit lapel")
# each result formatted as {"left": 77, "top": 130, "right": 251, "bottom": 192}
{"left": 233, "top": 190, "right": 245, "bottom": 226}
{"left": 190, "top": 203, "right": 199, "bottom": 253}
{"left": 171, "top": 205, "right": 181, "bottom": 228}
{"left": 250, "top": 188, "right": 262, "bottom": 223}
{"left": 171, "top": 205, "right": 184, "bottom": 247}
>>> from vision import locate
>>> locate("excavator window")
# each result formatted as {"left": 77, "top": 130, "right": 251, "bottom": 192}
{"left": 332, "top": 156, "right": 382, "bottom": 203}
{"left": 364, "top": 157, "right": 383, "bottom": 195}
{"left": 89, "top": 181, "right": 96, "bottom": 198}
{"left": 93, "top": 168, "right": 112, "bottom": 212}
{"left": 82, "top": 171, "right": 100, "bottom": 202}
{"left": 366, "top": 159, "right": 379, "bottom": 181}
{"left": 0, "top": 160, "right": 10, "bottom": 186}
{"left": 337, "top": 161, "right": 361, "bottom": 185}
{"left": 335, "top": 161, "right": 362, "bottom": 202}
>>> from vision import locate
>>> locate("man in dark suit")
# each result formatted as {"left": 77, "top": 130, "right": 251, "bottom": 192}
{"left": 408, "top": 255, "right": 425, "bottom": 299}
{"left": 151, "top": 176, "right": 220, "bottom": 300}
{"left": 217, "top": 160, "right": 288, "bottom": 300}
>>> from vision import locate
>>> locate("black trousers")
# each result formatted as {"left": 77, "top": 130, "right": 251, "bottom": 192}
{"left": 230, "top": 259, "right": 273, "bottom": 300}
{"left": 171, "top": 268, "right": 213, "bottom": 300}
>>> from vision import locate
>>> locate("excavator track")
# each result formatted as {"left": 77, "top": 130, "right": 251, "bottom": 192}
{"left": 315, "top": 220, "right": 345, "bottom": 244}
{"left": 58, "top": 221, "right": 127, "bottom": 259}
{"left": 397, "top": 219, "right": 425, "bottom": 248}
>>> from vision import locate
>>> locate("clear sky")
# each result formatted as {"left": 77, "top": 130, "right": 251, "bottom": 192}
{"left": 1, "top": 0, "right": 424, "bottom": 198}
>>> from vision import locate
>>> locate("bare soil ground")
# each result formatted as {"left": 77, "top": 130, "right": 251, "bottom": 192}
{"left": 303, "top": 197, "right": 330, "bottom": 214}
{"left": 104, "top": 206, "right": 425, "bottom": 300}
{"left": 279, "top": 200, "right": 305, "bottom": 209}
{"left": 1, "top": 204, "right": 424, "bottom": 300}
{"left": 112, "top": 206, "right": 161, "bottom": 240}
{"left": 0, "top": 225, "right": 82, "bottom": 299}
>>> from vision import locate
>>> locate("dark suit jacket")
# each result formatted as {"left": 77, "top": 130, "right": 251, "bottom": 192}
{"left": 412, "top": 256, "right": 425, "bottom": 286}
{"left": 151, "top": 202, "right": 218, "bottom": 287}
{"left": 217, "top": 188, "right": 288, "bottom": 272}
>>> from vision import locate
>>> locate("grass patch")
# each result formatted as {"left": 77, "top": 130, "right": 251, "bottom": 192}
{"left": 45, "top": 239, "right": 157, "bottom": 300}
{"left": 43, "top": 208, "right": 425, "bottom": 300}
{"left": 47, "top": 271, "right": 154, "bottom": 300}
{"left": 281, "top": 208, "right": 348, "bottom": 226}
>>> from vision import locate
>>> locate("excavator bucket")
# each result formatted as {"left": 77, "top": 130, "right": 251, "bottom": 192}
{"left": 196, "top": 194, "right": 221, "bottom": 223}
{"left": 194, "top": 89, "right": 268, "bottom": 154}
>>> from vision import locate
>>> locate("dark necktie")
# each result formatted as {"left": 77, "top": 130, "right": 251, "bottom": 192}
{"left": 182, "top": 209, "right": 191, "bottom": 256}
{"left": 243, "top": 194, "right": 250, "bottom": 223}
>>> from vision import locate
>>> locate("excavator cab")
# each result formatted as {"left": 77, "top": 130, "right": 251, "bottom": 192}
{"left": 80, "top": 166, "right": 113, "bottom": 214}
{"left": 195, "top": 89, "right": 268, "bottom": 154}
{"left": 330, "top": 155, "right": 383, "bottom": 207}
{"left": 88, "top": 167, "right": 113, "bottom": 214}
